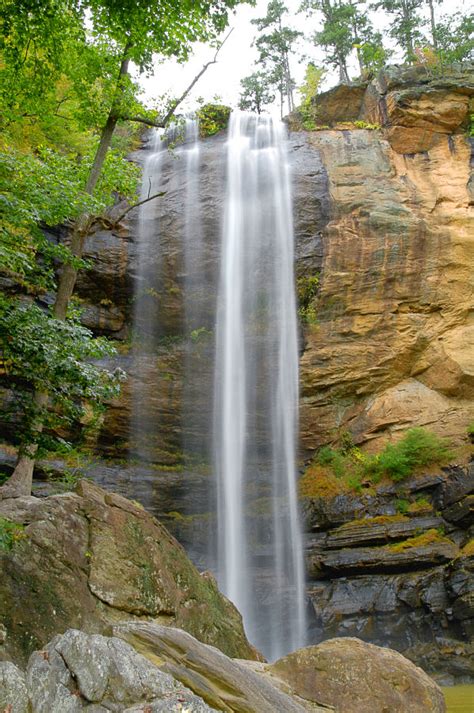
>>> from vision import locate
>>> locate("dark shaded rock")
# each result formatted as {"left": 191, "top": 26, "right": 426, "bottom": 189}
{"left": 311, "top": 539, "right": 458, "bottom": 578}
{"left": 448, "top": 550, "right": 474, "bottom": 622}
{"left": 404, "top": 639, "right": 474, "bottom": 683}
{"left": 443, "top": 495, "right": 474, "bottom": 527}
{"left": 436, "top": 463, "right": 474, "bottom": 508}
{"left": 302, "top": 493, "right": 391, "bottom": 532}
{"left": 325, "top": 515, "right": 445, "bottom": 549}
{"left": 312, "top": 82, "right": 368, "bottom": 125}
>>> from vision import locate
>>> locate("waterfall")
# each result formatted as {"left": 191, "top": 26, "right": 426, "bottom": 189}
{"left": 131, "top": 129, "right": 165, "bottom": 463}
{"left": 214, "top": 111, "right": 306, "bottom": 659}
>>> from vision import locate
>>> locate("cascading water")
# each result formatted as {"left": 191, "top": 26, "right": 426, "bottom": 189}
{"left": 214, "top": 111, "right": 306, "bottom": 659}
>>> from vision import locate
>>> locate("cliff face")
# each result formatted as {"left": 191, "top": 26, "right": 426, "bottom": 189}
{"left": 53, "top": 67, "right": 473, "bottom": 679}
{"left": 299, "top": 66, "right": 474, "bottom": 454}
{"left": 75, "top": 67, "right": 474, "bottom": 463}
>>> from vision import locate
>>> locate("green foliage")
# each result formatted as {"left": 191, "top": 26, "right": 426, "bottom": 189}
{"left": 252, "top": 1, "right": 301, "bottom": 115}
{"left": 0, "top": 145, "right": 139, "bottom": 291}
{"left": 301, "top": 0, "right": 387, "bottom": 81}
{"left": 297, "top": 273, "right": 319, "bottom": 323}
{"left": 0, "top": 517, "right": 26, "bottom": 551}
{"left": 468, "top": 422, "right": 474, "bottom": 436}
{"left": 197, "top": 103, "right": 231, "bottom": 137}
{"left": 433, "top": 12, "right": 474, "bottom": 65}
{"left": 395, "top": 498, "right": 410, "bottom": 514}
{"left": 312, "top": 427, "right": 453, "bottom": 490}
{"left": 355, "top": 33, "right": 392, "bottom": 74}
{"left": 297, "top": 63, "right": 324, "bottom": 129}
{"left": 0, "top": 299, "right": 125, "bottom": 455}
{"left": 371, "top": 0, "right": 424, "bottom": 63}
{"left": 46, "top": 464, "right": 90, "bottom": 493}
{"left": 354, "top": 120, "right": 381, "bottom": 130}
{"left": 239, "top": 72, "right": 275, "bottom": 114}
{"left": 190, "top": 327, "right": 213, "bottom": 342}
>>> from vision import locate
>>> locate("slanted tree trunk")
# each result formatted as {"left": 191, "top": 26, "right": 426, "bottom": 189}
{"left": 0, "top": 48, "right": 131, "bottom": 500}
{"left": 0, "top": 391, "right": 48, "bottom": 498}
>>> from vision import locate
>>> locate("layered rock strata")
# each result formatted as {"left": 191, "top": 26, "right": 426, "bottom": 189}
{"left": 303, "top": 463, "right": 474, "bottom": 682}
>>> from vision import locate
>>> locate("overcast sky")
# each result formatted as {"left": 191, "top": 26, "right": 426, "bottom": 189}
{"left": 137, "top": 0, "right": 469, "bottom": 114}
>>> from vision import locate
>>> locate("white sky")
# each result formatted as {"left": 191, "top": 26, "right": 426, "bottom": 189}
{"left": 137, "top": 0, "right": 469, "bottom": 113}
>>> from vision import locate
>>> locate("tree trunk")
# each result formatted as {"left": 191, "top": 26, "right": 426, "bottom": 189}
{"left": 0, "top": 391, "right": 48, "bottom": 498}
{"left": 3, "top": 47, "right": 131, "bottom": 497}
{"left": 402, "top": 0, "right": 415, "bottom": 61}
{"left": 4, "top": 33, "right": 224, "bottom": 498}
{"left": 427, "top": 0, "right": 438, "bottom": 50}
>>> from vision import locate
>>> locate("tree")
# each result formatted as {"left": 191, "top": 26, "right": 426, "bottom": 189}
{"left": 297, "top": 62, "right": 325, "bottom": 128}
{"left": 252, "top": 1, "right": 301, "bottom": 116}
{"left": 435, "top": 11, "right": 474, "bottom": 64}
{"left": 239, "top": 72, "right": 275, "bottom": 114}
{"left": 0, "top": 0, "right": 246, "bottom": 498}
{"left": 371, "top": 0, "right": 425, "bottom": 63}
{"left": 301, "top": 0, "right": 375, "bottom": 83}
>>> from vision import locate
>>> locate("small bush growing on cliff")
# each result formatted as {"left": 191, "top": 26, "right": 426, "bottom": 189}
{"left": 300, "top": 428, "right": 453, "bottom": 498}
{"left": 196, "top": 103, "right": 231, "bottom": 137}
{"left": 297, "top": 274, "right": 319, "bottom": 324}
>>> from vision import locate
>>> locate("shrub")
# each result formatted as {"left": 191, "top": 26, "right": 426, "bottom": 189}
{"left": 302, "top": 428, "right": 454, "bottom": 498}
{"left": 196, "top": 103, "right": 231, "bottom": 138}
{"left": 297, "top": 274, "right": 319, "bottom": 325}
{"left": 0, "top": 517, "right": 25, "bottom": 551}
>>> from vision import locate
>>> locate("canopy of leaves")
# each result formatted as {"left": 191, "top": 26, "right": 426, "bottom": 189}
{"left": 0, "top": 297, "right": 124, "bottom": 455}
{"left": 0, "top": 146, "right": 139, "bottom": 291}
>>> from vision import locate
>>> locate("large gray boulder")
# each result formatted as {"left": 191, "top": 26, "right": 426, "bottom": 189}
{"left": 25, "top": 629, "right": 216, "bottom": 712}
{"left": 0, "top": 661, "right": 29, "bottom": 713}
{"left": 113, "top": 621, "right": 321, "bottom": 713}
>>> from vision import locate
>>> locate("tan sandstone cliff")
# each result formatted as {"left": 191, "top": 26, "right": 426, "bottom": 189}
{"left": 299, "top": 65, "right": 474, "bottom": 455}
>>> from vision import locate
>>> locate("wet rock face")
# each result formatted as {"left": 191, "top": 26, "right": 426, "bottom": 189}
{"left": 303, "top": 463, "right": 474, "bottom": 682}
{"left": 78, "top": 67, "right": 473, "bottom": 463}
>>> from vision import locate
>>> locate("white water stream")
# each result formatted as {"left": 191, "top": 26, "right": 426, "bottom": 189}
{"left": 214, "top": 111, "right": 306, "bottom": 659}
{"left": 133, "top": 113, "right": 306, "bottom": 659}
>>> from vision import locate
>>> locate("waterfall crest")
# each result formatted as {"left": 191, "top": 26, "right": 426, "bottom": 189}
{"left": 214, "top": 111, "right": 306, "bottom": 659}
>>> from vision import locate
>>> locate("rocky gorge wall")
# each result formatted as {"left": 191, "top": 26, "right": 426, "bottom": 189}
{"left": 74, "top": 65, "right": 474, "bottom": 462}
{"left": 48, "top": 66, "right": 474, "bottom": 678}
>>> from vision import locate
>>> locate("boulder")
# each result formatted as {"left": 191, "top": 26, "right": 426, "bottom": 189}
{"left": 113, "top": 621, "right": 317, "bottom": 713}
{"left": 312, "top": 82, "right": 368, "bottom": 124}
{"left": 25, "top": 628, "right": 216, "bottom": 712}
{"left": 269, "top": 637, "right": 446, "bottom": 713}
{"left": 0, "top": 481, "right": 258, "bottom": 666}
{"left": 0, "top": 661, "right": 29, "bottom": 713}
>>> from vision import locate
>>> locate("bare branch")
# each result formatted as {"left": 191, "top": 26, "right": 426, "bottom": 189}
{"left": 113, "top": 191, "right": 167, "bottom": 225}
{"left": 122, "top": 28, "right": 234, "bottom": 129}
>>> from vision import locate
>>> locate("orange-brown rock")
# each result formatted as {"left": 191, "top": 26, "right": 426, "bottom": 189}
{"left": 269, "top": 637, "right": 446, "bottom": 713}
{"left": 300, "top": 117, "right": 474, "bottom": 452}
